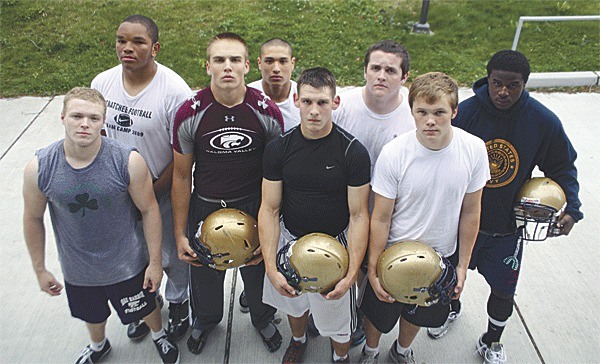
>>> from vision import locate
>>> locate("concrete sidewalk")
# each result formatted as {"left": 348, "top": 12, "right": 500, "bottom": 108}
{"left": 0, "top": 89, "right": 598, "bottom": 363}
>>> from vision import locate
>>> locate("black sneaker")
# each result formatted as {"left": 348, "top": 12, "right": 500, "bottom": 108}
{"left": 75, "top": 340, "right": 111, "bottom": 364}
{"left": 239, "top": 290, "right": 250, "bottom": 313}
{"left": 258, "top": 323, "right": 282, "bottom": 352}
{"left": 167, "top": 299, "right": 190, "bottom": 341}
{"left": 127, "top": 294, "right": 164, "bottom": 341}
{"left": 153, "top": 333, "right": 180, "bottom": 364}
{"left": 187, "top": 328, "right": 213, "bottom": 355}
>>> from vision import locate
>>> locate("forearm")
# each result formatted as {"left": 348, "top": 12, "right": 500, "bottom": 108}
{"left": 23, "top": 217, "right": 47, "bottom": 274}
{"left": 457, "top": 210, "right": 480, "bottom": 270}
{"left": 368, "top": 218, "right": 390, "bottom": 275}
{"left": 258, "top": 206, "right": 281, "bottom": 274}
{"left": 141, "top": 203, "right": 163, "bottom": 267}
{"left": 172, "top": 174, "right": 191, "bottom": 241}
{"left": 344, "top": 214, "right": 369, "bottom": 283}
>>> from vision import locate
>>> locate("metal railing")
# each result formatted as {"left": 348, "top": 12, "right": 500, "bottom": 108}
{"left": 512, "top": 15, "right": 600, "bottom": 51}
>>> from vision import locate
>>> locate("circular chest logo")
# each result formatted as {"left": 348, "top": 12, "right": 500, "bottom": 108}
{"left": 210, "top": 131, "right": 253, "bottom": 150}
{"left": 485, "top": 138, "right": 519, "bottom": 188}
{"left": 114, "top": 113, "right": 132, "bottom": 127}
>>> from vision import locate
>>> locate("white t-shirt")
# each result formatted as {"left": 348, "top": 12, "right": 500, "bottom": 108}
{"left": 333, "top": 86, "right": 415, "bottom": 173}
{"left": 91, "top": 63, "right": 192, "bottom": 179}
{"left": 372, "top": 127, "right": 490, "bottom": 256}
{"left": 248, "top": 79, "right": 300, "bottom": 131}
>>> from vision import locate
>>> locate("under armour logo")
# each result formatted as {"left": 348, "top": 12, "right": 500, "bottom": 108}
{"left": 257, "top": 99, "right": 268, "bottom": 109}
{"left": 224, "top": 115, "right": 235, "bottom": 123}
{"left": 191, "top": 99, "right": 201, "bottom": 110}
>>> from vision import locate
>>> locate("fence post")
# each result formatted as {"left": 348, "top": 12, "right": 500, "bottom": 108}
{"left": 412, "top": 0, "right": 433, "bottom": 34}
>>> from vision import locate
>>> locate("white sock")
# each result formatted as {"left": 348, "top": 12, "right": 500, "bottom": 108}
{"left": 90, "top": 337, "right": 107, "bottom": 352}
{"left": 151, "top": 328, "right": 166, "bottom": 341}
{"left": 333, "top": 351, "right": 348, "bottom": 362}
{"left": 395, "top": 340, "right": 411, "bottom": 356}
{"left": 364, "top": 344, "right": 379, "bottom": 355}
{"left": 292, "top": 334, "right": 306, "bottom": 343}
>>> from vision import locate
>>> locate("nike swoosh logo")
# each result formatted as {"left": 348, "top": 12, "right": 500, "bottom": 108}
{"left": 326, "top": 165, "right": 335, "bottom": 169}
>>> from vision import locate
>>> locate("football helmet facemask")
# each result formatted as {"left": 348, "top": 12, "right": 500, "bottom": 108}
{"left": 377, "top": 240, "right": 456, "bottom": 307}
{"left": 514, "top": 177, "right": 566, "bottom": 241}
{"left": 276, "top": 232, "right": 349, "bottom": 294}
{"left": 191, "top": 208, "right": 259, "bottom": 270}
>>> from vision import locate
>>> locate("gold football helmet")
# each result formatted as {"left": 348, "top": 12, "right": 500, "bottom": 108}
{"left": 277, "top": 233, "right": 349, "bottom": 294}
{"left": 192, "top": 208, "right": 259, "bottom": 270}
{"left": 514, "top": 177, "right": 567, "bottom": 241}
{"left": 377, "top": 240, "right": 456, "bottom": 307}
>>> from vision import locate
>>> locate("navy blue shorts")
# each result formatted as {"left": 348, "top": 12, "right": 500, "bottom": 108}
{"left": 360, "top": 251, "right": 458, "bottom": 333}
{"left": 65, "top": 269, "right": 158, "bottom": 325}
{"left": 469, "top": 232, "right": 522, "bottom": 296}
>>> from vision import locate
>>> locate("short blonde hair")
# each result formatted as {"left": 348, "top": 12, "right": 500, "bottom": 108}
{"left": 206, "top": 32, "right": 248, "bottom": 61}
{"left": 408, "top": 72, "right": 458, "bottom": 110}
{"left": 62, "top": 87, "right": 107, "bottom": 117}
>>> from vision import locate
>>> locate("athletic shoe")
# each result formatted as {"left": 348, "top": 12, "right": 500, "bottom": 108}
{"left": 426, "top": 310, "right": 460, "bottom": 339}
{"left": 187, "top": 329, "right": 212, "bottom": 355}
{"left": 167, "top": 299, "right": 190, "bottom": 341}
{"left": 358, "top": 346, "right": 379, "bottom": 364}
{"left": 477, "top": 334, "right": 507, "bottom": 364}
{"left": 239, "top": 290, "right": 250, "bottom": 313}
{"left": 306, "top": 314, "right": 320, "bottom": 337}
{"left": 127, "top": 293, "right": 164, "bottom": 341}
{"left": 427, "top": 301, "right": 461, "bottom": 339}
{"left": 76, "top": 340, "right": 111, "bottom": 364}
{"left": 282, "top": 338, "right": 308, "bottom": 364}
{"left": 259, "top": 323, "right": 283, "bottom": 352}
{"left": 388, "top": 342, "right": 415, "bottom": 364}
{"left": 153, "top": 333, "right": 180, "bottom": 364}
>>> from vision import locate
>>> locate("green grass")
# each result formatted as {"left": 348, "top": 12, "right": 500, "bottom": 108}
{"left": 1, "top": 0, "right": 598, "bottom": 97}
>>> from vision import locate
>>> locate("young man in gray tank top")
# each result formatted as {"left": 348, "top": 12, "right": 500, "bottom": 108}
{"left": 22, "top": 87, "right": 179, "bottom": 364}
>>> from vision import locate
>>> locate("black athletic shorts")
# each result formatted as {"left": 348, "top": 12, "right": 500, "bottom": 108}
{"left": 65, "top": 268, "right": 158, "bottom": 325}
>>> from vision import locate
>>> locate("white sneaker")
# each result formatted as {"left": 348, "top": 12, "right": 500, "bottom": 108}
{"left": 427, "top": 309, "right": 461, "bottom": 339}
{"left": 476, "top": 334, "right": 507, "bottom": 364}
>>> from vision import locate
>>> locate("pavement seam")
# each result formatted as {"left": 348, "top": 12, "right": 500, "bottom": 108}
{"left": 224, "top": 267, "right": 238, "bottom": 364}
{"left": 514, "top": 299, "right": 546, "bottom": 364}
{"left": 1, "top": 96, "right": 54, "bottom": 161}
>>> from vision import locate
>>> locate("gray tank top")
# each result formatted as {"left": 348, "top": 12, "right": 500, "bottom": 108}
{"left": 37, "top": 137, "right": 147, "bottom": 286}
